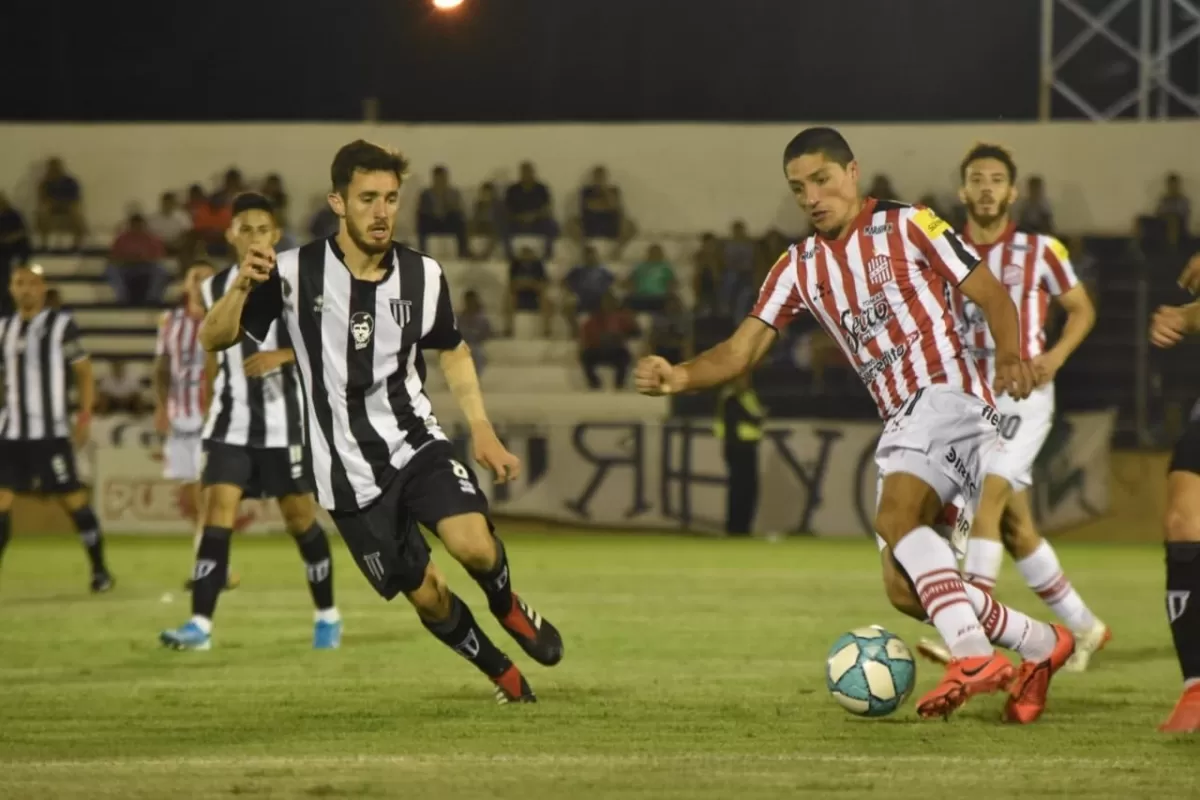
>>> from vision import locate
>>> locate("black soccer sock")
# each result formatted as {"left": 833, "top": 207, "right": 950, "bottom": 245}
{"left": 0, "top": 511, "right": 11, "bottom": 565}
{"left": 191, "top": 526, "right": 233, "bottom": 619}
{"left": 1167, "top": 542, "right": 1200, "bottom": 682}
{"left": 69, "top": 506, "right": 107, "bottom": 574}
{"left": 421, "top": 593, "right": 513, "bottom": 679}
{"left": 467, "top": 536, "right": 514, "bottom": 617}
{"left": 292, "top": 523, "right": 335, "bottom": 611}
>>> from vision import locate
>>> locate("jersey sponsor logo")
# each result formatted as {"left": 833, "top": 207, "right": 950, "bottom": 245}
{"left": 1008, "top": 243, "right": 1030, "bottom": 252}
{"left": 859, "top": 341, "right": 908, "bottom": 383}
{"left": 389, "top": 298, "right": 411, "bottom": 326}
{"left": 865, "top": 223, "right": 894, "bottom": 236}
{"left": 800, "top": 248, "right": 816, "bottom": 260}
{"left": 913, "top": 207, "right": 950, "bottom": 239}
{"left": 839, "top": 291, "right": 892, "bottom": 354}
{"left": 1001, "top": 265, "right": 1024, "bottom": 286}
{"left": 1047, "top": 237, "right": 1070, "bottom": 261}
{"left": 944, "top": 446, "right": 979, "bottom": 498}
{"left": 811, "top": 281, "right": 829, "bottom": 300}
{"left": 866, "top": 254, "right": 893, "bottom": 286}
{"left": 350, "top": 311, "right": 375, "bottom": 350}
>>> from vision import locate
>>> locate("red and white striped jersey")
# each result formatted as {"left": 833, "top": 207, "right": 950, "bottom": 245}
{"left": 155, "top": 307, "right": 207, "bottom": 433}
{"left": 953, "top": 224, "right": 1079, "bottom": 386}
{"left": 752, "top": 199, "right": 992, "bottom": 419}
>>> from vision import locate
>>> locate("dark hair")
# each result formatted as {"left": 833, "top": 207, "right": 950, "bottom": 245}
{"left": 330, "top": 140, "right": 409, "bottom": 194}
{"left": 959, "top": 143, "right": 1017, "bottom": 183}
{"left": 782, "top": 127, "right": 855, "bottom": 171}
{"left": 129, "top": 213, "right": 146, "bottom": 225}
{"left": 231, "top": 191, "right": 276, "bottom": 219}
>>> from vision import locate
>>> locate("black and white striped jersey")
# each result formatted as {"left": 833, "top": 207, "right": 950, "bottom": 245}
{"left": 241, "top": 238, "right": 461, "bottom": 512}
{"left": 0, "top": 309, "right": 88, "bottom": 440}
{"left": 201, "top": 265, "right": 306, "bottom": 448}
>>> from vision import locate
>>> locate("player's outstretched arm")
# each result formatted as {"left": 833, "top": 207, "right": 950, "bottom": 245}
{"left": 199, "top": 247, "right": 275, "bottom": 352}
{"left": 635, "top": 316, "right": 776, "bottom": 396}
{"left": 959, "top": 266, "right": 1035, "bottom": 400}
{"left": 1150, "top": 301, "right": 1200, "bottom": 348}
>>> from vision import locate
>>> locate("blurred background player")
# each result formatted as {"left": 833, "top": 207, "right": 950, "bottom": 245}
{"left": 636, "top": 127, "right": 1073, "bottom": 723}
{"left": 0, "top": 264, "right": 113, "bottom": 591}
{"left": 918, "top": 144, "right": 1109, "bottom": 672}
{"left": 1149, "top": 252, "right": 1200, "bottom": 732}
{"left": 159, "top": 193, "right": 340, "bottom": 651}
{"left": 153, "top": 258, "right": 241, "bottom": 591}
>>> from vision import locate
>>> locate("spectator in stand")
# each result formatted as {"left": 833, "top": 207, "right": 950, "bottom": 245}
{"left": 457, "top": 289, "right": 494, "bottom": 376}
{"left": 185, "top": 184, "right": 207, "bottom": 216}
{"left": 721, "top": 221, "right": 757, "bottom": 317}
{"left": 562, "top": 244, "right": 615, "bottom": 334}
{"left": 216, "top": 168, "right": 247, "bottom": 203}
{"left": 1017, "top": 175, "right": 1054, "bottom": 234}
{"left": 0, "top": 193, "right": 31, "bottom": 315}
{"left": 568, "top": 165, "right": 637, "bottom": 258}
{"left": 505, "top": 161, "right": 559, "bottom": 257}
{"left": 107, "top": 213, "right": 169, "bottom": 306}
{"left": 36, "top": 158, "right": 86, "bottom": 250}
{"left": 757, "top": 229, "right": 790, "bottom": 273}
{"left": 96, "top": 360, "right": 148, "bottom": 415}
{"left": 625, "top": 243, "right": 676, "bottom": 312}
{"left": 507, "top": 245, "right": 553, "bottom": 337}
{"left": 261, "top": 173, "right": 289, "bottom": 230}
{"left": 192, "top": 191, "right": 234, "bottom": 258}
{"left": 578, "top": 290, "right": 639, "bottom": 390}
{"left": 1157, "top": 173, "right": 1192, "bottom": 237}
{"left": 646, "top": 291, "right": 692, "bottom": 365}
{"left": 148, "top": 192, "right": 193, "bottom": 254}
{"left": 417, "top": 165, "right": 468, "bottom": 257}
{"left": 309, "top": 202, "right": 339, "bottom": 240}
{"left": 692, "top": 232, "right": 722, "bottom": 317}
{"left": 469, "top": 181, "right": 506, "bottom": 260}
{"left": 868, "top": 173, "right": 899, "bottom": 200}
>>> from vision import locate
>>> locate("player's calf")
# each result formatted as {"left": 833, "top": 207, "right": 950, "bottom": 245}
{"left": 287, "top": 519, "right": 342, "bottom": 649}
{"left": 1163, "top": 476, "right": 1200, "bottom": 730}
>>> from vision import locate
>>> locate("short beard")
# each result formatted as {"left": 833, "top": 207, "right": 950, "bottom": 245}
{"left": 346, "top": 219, "right": 392, "bottom": 255}
{"left": 966, "top": 197, "right": 1011, "bottom": 228}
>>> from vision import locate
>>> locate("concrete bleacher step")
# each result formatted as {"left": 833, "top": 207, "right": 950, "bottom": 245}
{"left": 82, "top": 334, "right": 158, "bottom": 356}
{"left": 72, "top": 308, "right": 162, "bottom": 330}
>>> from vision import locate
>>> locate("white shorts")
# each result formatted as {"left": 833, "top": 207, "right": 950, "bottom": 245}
{"left": 163, "top": 430, "right": 203, "bottom": 482}
{"left": 986, "top": 383, "right": 1054, "bottom": 492}
{"left": 873, "top": 385, "right": 1001, "bottom": 556}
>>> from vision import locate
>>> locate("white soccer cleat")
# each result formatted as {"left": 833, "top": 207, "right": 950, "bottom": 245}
{"left": 916, "top": 637, "right": 952, "bottom": 666}
{"left": 1062, "top": 619, "right": 1111, "bottom": 673}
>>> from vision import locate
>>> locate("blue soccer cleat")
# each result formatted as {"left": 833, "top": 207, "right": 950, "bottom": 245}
{"left": 159, "top": 621, "right": 212, "bottom": 651}
{"left": 313, "top": 619, "right": 342, "bottom": 650}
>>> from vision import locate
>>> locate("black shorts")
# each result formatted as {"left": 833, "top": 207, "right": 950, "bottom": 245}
{"left": 1169, "top": 415, "right": 1200, "bottom": 475}
{"left": 202, "top": 440, "right": 313, "bottom": 499}
{"left": 332, "top": 441, "right": 491, "bottom": 600}
{"left": 0, "top": 438, "right": 81, "bottom": 494}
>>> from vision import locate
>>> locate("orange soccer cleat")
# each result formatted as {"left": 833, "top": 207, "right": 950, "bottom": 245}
{"left": 1005, "top": 624, "right": 1075, "bottom": 724}
{"left": 916, "top": 653, "right": 1015, "bottom": 720}
{"left": 1159, "top": 684, "right": 1200, "bottom": 733}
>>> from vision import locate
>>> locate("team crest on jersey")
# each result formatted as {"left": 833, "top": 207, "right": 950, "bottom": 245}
{"left": 350, "top": 311, "right": 374, "bottom": 350}
{"left": 866, "top": 254, "right": 893, "bottom": 286}
{"left": 389, "top": 298, "right": 411, "bottom": 326}
{"left": 1002, "top": 265, "right": 1024, "bottom": 286}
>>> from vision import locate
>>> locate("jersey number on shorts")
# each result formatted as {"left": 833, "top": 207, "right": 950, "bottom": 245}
{"left": 998, "top": 414, "right": 1022, "bottom": 441}
{"left": 51, "top": 455, "right": 70, "bottom": 484}
{"left": 449, "top": 459, "right": 477, "bottom": 495}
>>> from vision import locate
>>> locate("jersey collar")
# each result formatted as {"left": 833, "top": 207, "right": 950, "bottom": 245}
{"left": 327, "top": 235, "right": 397, "bottom": 283}
{"left": 960, "top": 220, "right": 1016, "bottom": 253}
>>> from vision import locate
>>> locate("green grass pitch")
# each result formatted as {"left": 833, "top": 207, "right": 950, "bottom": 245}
{"left": 1, "top": 531, "right": 1197, "bottom": 799}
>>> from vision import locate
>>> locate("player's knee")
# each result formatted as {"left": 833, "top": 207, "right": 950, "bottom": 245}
{"left": 203, "top": 486, "right": 241, "bottom": 527}
{"left": 1164, "top": 504, "right": 1200, "bottom": 543}
{"left": 874, "top": 505, "right": 921, "bottom": 548}
{"left": 406, "top": 566, "right": 450, "bottom": 620}
{"left": 437, "top": 514, "right": 496, "bottom": 572}
{"left": 279, "top": 497, "right": 316, "bottom": 534}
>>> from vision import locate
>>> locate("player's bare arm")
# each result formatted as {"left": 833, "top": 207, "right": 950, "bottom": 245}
{"left": 440, "top": 341, "right": 521, "bottom": 483}
{"left": 1034, "top": 284, "right": 1095, "bottom": 385}
{"left": 242, "top": 348, "right": 295, "bottom": 378}
{"left": 1150, "top": 300, "right": 1200, "bottom": 348}
{"left": 958, "top": 266, "right": 1035, "bottom": 400}
{"left": 635, "top": 316, "right": 776, "bottom": 396}
{"left": 1176, "top": 252, "right": 1200, "bottom": 294}
{"left": 71, "top": 356, "right": 95, "bottom": 449}
{"left": 153, "top": 353, "right": 171, "bottom": 434}
{"left": 199, "top": 246, "right": 275, "bottom": 352}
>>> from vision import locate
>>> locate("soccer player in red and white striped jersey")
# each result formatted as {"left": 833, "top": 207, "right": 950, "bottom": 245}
{"left": 918, "top": 144, "right": 1109, "bottom": 674}
{"left": 636, "top": 127, "right": 1073, "bottom": 722}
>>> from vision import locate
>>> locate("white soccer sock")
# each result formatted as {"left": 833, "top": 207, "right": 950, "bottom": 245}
{"left": 315, "top": 607, "right": 341, "bottom": 624}
{"left": 963, "top": 582, "right": 1055, "bottom": 661}
{"left": 892, "top": 526, "right": 992, "bottom": 658}
{"left": 1015, "top": 541, "right": 1097, "bottom": 633}
{"left": 962, "top": 538, "right": 1004, "bottom": 591}
{"left": 189, "top": 615, "right": 213, "bottom": 634}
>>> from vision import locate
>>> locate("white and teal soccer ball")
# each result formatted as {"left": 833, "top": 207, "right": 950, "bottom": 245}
{"left": 825, "top": 625, "right": 916, "bottom": 717}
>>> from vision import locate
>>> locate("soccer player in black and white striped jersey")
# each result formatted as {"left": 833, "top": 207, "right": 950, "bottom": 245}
{"left": 159, "top": 193, "right": 340, "bottom": 652}
{"left": 200, "top": 141, "right": 563, "bottom": 703}
{"left": 0, "top": 264, "right": 114, "bottom": 591}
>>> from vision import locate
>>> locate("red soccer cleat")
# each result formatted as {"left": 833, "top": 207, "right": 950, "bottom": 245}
{"left": 916, "top": 653, "right": 1015, "bottom": 720}
{"left": 492, "top": 664, "right": 537, "bottom": 705}
{"left": 1159, "top": 684, "right": 1200, "bottom": 733}
{"left": 1005, "top": 624, "right": 1075, "bottom": 724}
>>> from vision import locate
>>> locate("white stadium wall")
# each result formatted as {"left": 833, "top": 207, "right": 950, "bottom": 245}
{"left": 0, "top": 121, "right": 1197, "bottom": 236}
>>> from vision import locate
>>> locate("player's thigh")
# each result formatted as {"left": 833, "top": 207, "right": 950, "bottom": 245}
{"left": 401, "top": 445, "right": 494, "bottom": 555}
{"left": 999, "top": 488, "right": 1042, "bottom": 558}
{"left": 331, "top": 480, "right": 430, "bottom": 601}
{"left": 874, "top": 471, "right": 944, "bottom": 548}
{"left": 275, "top": 492, "right": 317, "bottom": 534}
